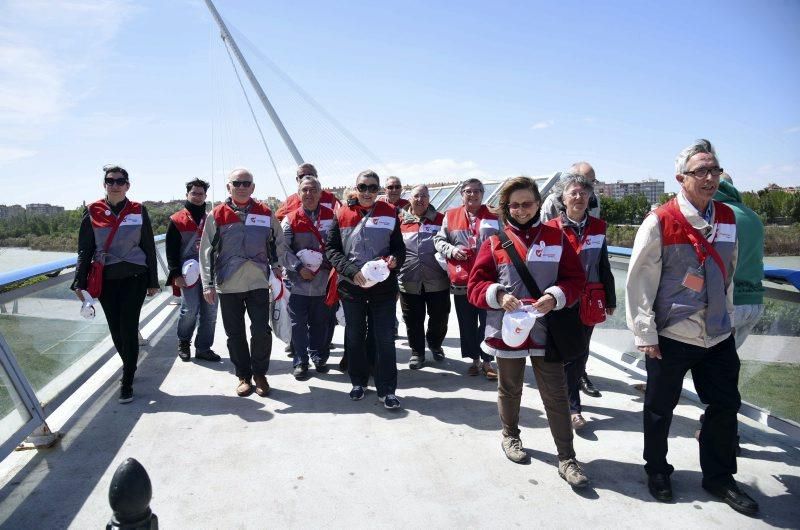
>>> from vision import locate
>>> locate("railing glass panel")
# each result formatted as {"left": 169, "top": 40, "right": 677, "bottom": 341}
{"left": 0, "top": 364, "right": 33, "bottom": 442}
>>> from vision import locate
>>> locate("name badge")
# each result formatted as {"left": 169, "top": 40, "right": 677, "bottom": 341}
{"left": 479, "top": 219, "right": 499, "bottom": 231}
{"left": 369, "top": 215, "right": 396, "bottom": 230}
{"left": 245, "top": 214, "right": 270, "bottom": 227}
{"left": 120, "top": 213, "right": 142, "bottom": 226}
{"left": 582, "top": 234, "right": 605, "bottom": 250}
{"left": 682, "top": 266, "right": 705, "bottom": 293}
{"left": 714, "top": 222, "right": 736, "bottom": 243}
{"left": 527, "top": 241, "right": 562, "bottom": 262}
{"left": 419, "top": 224, "right": 440, "bottom": 234}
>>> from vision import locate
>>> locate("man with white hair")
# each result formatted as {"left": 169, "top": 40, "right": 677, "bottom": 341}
{"left": 626, "top": 140, "right": 757, "bottom": 515}
{"left": 200, "top": 168, "right": 283, "bottom": 398}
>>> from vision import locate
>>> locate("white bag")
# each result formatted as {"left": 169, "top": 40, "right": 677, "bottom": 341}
{"left": 269, "top": 270, "right": 292, "bottom": 344}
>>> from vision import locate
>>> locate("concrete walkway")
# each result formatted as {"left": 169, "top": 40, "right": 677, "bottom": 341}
{"left": 0, "top": 301, "right": 798, "bottom": 528}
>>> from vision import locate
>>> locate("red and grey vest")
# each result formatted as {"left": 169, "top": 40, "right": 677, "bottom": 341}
{"left": 336, "top": 200, "right": 397, "bottom": 285}
{"left": 378, "top": 196, "right": 410, "bottom": 210}
{"left": 398, "top": 209, "right": 448, "bottom": 292}
{"left": 444, "top": 205, "right": 499, "bottom": 287}
{"left": 211, "top": 200, "right": 274, "bottom": 284}
{"left": 169, "top": 208, "right": 206, "bottom": 263}
{"left": 652, "top": 198, "right": 736, "bottom": 336}
{"left": 89, "top": 199, "right": 146, "bottom": 267}
{"left": 484, "top": 224, "right": 566, "bottom": 348}
{"left": 547, "top": 215, "right": 607, "bottom": 282}
{"left": 282, "top": 205, "right": 335, "bottom": 297}
{"left": 276, "top": 190, "right": 339, "bottom": 221}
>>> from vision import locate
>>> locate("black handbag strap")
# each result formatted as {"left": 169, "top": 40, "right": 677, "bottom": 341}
{"left": 497, "top": 226, "right": 544, "bottom": 300}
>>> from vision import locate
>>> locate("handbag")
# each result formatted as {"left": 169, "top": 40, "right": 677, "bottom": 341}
{"left": 497, "top": 227, "right": 586, "bottom": 362}
{"left": 580, "top": 282, "right": 607, "bottom": 326}
{"left": 86, "top": 202, "right": 131, "bottom": 298}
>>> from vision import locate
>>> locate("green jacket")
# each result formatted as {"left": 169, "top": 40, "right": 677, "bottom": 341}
{"left": 714, "top": 180, "right": 765, "bottom": 305}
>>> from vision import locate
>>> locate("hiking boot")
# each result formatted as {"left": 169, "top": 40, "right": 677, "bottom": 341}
{"left": 409, "top": 353, "right": 425, "bottom": 370}
{"left": 482, "top": 361, "right": 498, "bottom": 380}
{"left": 236, "top": 377, "right": 253, "bottom": 397}
{"left": 118, "top": 385, "right": 134, "bottom": 404}
{"left": 501, "top": 436, "right": 529, "bottom": 464}
{"left": 253, "top": 374, "right": 270, "bottom": 397}
{"left": 292, "top": 364, "right": 309, "bottom": 381}
{"left": 314, "top": 360, "right": 330, "bottom": 373}
{"left": 571, "top": 413, "right": 587, "bottom": 430}
{"left": 379, "top": 394, "right": 401, "bottom": 409}
{"left": 580, "top": 375, "right": 601, "bottom": 397}
{"left": 349, "top": 385, "right": 365, "bottom": 401}
{"left": 467, "top": 360, "right": 480, "bottom": 376}
{"left": 431, "top": 347, "right": 445, "bottom": 362}
{"left": 178, "top": 340, "right": 191, "bottom": 362}
{"left": 195, "top": 349, "right": 221, "bottom": 362}
{"left": 558, "top": 458, "right": 589, "bottom": 488}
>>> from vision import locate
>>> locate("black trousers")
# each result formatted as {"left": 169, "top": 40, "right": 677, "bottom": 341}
{"left": 399, "top": 288, "right": 451, "bottom": 356}
{"left": 644, "top": 334, "right": 741, "bottom": 485}
{"left": 219, "top": 289, "right": 272, "bottom": 379}
{"left": 98, "top": 273, "right": 148, "bottom": 388}
{"left": 453, "top": 293, "right": 491, "bottom": 361}
{"left": 564, "top": 325, "right": 594, "bottom": 413}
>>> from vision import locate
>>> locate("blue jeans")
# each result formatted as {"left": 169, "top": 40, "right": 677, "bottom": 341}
{"left": 342, "top": 297, "right": 398, "bottom": 397}
{"left": 288, "top": 293, "right": 330, "bottom": 367}
{"left": 177, "top": 285, "right": 218, "bottom": 352}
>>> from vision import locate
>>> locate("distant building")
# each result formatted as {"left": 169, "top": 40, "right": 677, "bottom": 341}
{"left": 595, "top": 179, "right": 665, "bottom": 204}
{"left": 25, "top": 203, "right": 65, "bottom": 216}
{"left": 765, "top": 183, "right": 799, "bottom": 194}
{"left": 0, "top": 205, "right": 25, "bottom": 219}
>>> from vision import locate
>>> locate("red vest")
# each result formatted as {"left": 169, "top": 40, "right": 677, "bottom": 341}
{"left": 169, "top": 208, "right": 206, "bottom": 262}
{"left": 276, "top": 190, "right": 340, "bottom": 221}
{"left": 88, "top": 199, "right": 146, "bottom": 267}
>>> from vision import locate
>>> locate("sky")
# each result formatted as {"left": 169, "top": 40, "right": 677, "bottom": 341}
{"left": 1, "top": 0, "right": 799, "bottom": 208}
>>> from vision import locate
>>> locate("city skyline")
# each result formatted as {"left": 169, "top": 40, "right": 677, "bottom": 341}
{"left": 1, "top": 1, "right": 798, "bottom": 208}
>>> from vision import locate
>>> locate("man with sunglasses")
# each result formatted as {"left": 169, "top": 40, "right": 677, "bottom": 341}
{"left": 275, "top": 163, "right": 341, "bottom": 222}
{"left": 199, "top": 168, "right": 284, "bottom": 398}
{"left": 377, "top": 176, "right": 410, "bottom": 210}
{"left": 626, "top": 140, "right": 757, "bottom": 515}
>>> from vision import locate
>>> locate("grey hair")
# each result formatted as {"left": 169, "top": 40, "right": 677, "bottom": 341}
{"left": 460, "top": 178, "right": 484, "bottom": 193}
{"left": 228, "top": 167, "right": 253, "bottom": 181}
{"left": 410, "top": 184, "right": 429, "bottom": 195}
{"left": 550, "top": 172, "right": 595, "bottom": 213}
{"left": 675, "top": 139, "right": 717, "bottom": 175}
{"left": 297, "top": 175, "right": 321, "bottom": 191}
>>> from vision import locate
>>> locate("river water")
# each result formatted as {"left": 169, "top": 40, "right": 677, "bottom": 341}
{"left": 0, "top": 247, "right": 75, "bottom": 274}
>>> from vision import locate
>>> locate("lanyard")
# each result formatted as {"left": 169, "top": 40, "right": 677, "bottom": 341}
{"left": 299, "top": 206, "right": 325, "bottom": 248}
{"left": 560, "top": 216, "right": 592, "bottom": 254}
{"left": 665, "top": 200, "right": 727, "bottom": 283}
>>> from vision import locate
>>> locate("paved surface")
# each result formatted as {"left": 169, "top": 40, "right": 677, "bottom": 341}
{"left": 0, "top": 300, "right": 798, "bottom": 529}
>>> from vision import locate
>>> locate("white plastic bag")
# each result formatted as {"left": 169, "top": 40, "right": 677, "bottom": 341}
{"left": 269, "top": 270, "right": 292, "bottom": 344}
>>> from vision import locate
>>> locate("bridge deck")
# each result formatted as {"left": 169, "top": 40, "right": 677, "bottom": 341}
{"left": 0, "top": 300, "right": 798, "bottom": 528}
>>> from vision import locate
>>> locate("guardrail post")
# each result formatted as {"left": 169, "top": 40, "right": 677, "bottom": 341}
{"left": 106, "top": 458, "right": 158, "bottom": 529}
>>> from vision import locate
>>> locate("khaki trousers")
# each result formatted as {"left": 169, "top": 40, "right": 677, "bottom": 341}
{"left": 496, "top": 356, "right": 575, "bottom": 461}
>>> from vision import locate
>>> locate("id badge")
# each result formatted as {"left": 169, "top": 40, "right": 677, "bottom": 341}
{"left": 682, "top": 267, "right": 704, "bottom": 293}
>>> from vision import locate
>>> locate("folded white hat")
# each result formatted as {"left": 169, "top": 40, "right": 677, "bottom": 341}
{"left": 296, "top": 249, "right": 323, "bottom": 273}
{"left": 182, "top": 259, "right": 200, "bottom": 287}
{"left": 360, "top": 259, "right": 390, "bottom": 288}
{"left": 434, "top": 251, "right": 447, "bottom": 271}
{"left": 79, "top": 290, "right": 96, "bottom": 320}
{"left": 501, "top": 306, "right": 543, "bottom": 347}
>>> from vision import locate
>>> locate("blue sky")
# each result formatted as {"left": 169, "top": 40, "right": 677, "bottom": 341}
{"left": 1, "top": 0, "right": 798, "bottom": 208}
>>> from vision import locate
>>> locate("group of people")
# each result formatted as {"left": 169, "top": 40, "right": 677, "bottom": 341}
{"left": 71, "top": 138, "right": 763, "bottom": 514}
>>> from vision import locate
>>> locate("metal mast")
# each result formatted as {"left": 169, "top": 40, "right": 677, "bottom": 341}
{"left": 204, "top": 0, "right": 304, "bottom": 165}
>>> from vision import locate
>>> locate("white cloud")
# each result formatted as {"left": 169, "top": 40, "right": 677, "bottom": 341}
{"left": 785, "top": 126, "right": 800, "bottom": 134}
{"left": 530, "top": 120, "right": 554, "bottom": 130}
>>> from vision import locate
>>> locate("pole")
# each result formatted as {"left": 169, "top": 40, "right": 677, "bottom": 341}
{"left": 204, "top": 0, "right": 305, "bottom": 166}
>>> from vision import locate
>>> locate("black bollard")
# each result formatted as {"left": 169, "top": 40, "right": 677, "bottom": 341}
{"left": 106, "top": 458, "right": 158, "bottom": 530}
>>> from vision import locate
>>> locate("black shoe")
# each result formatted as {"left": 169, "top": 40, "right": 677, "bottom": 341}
{"left": 195, "top": 349, "right": 221, "bottom": 362}
{"left": 431, "top": 347, "right": 445, "bottom": 362}
{"left": 118, "top": 385, "right": 134, "bottom": 404}
{"left": 314, "top": 360, "right": 330, "bottom": 373}
{"left": 648, "top": 473, "right": 673, "bottom": 502}
{"left": 409, "top": 353, "right": 425, "bottom": 370}
{"left": 178, "top": 340, "right": 191, "bottom": 362}
{"left": 580, "top": 375, "right": 602, "bottom": 397}
{"left": 292, "top": 364, "right": 309, "bottom": 381}
{"left": 703, "top": 480, "right": 759, "bottom": 516}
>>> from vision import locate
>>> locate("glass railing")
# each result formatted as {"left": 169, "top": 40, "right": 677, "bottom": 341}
{"left": 591, "top": 250, "right": 800, "bottom": 427}
{"left": 0, "top": 236, "right": 171, "bottom": 457}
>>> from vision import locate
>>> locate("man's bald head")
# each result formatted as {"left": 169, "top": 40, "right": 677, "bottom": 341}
{"left": 570, "top": 162, "right": 596, "bottom": 183}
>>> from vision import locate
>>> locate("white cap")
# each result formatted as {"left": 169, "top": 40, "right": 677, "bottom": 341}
{"left": 182, "top": 259, "right": 200, "bottom": 287}
{"left": 296, "top": 249, "right": 323, "bottom": 273}
{"left": 360, "top": 259, "right": 390, "bottom": 288}
{"left": 79, "top": 290, "right": 96, "bottom": 320}
{"left": 434, "top": 251, "right": 447, "bottom": 271}
{"left": 501, "top": 307, "right": 542, "bottom": 347}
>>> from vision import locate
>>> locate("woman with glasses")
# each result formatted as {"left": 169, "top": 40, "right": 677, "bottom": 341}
{"left": 545, "top": 173, "right": 616, "bottom": 430}
{"left": 467, "top": 176, "right": 590, "bottom": 488}
{"left": 71, "top": 165, "right": 160, "bottom": 404}
{"left": 326, "top": 170, "right": 406, "bottom": 408}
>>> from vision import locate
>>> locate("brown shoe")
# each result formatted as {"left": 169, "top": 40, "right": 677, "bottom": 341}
{"left": 236, "top": 377, "right": 253, "bottom": 397}
{"left": 467, "top": 361, "right": 480, "bottom": 376}
{"left": 482, "top": 361, "right": 498, "bottom": 380}
{"left": 253, "top": 374, "right": 270, "bottom": 397}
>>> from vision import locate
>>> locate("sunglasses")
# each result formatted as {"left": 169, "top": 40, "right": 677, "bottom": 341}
{"left": 357, "top": 184, "right": 380, "bottom": 193}
{"left": 385, "top": 185, "right": 402, "bottom": 190}
{"left": 508, "top": 201, "right": 537, "bottom": 210}
{"left": 104, "top": 177, "right": 128, "bottom": 186}
{"left": 230, "top": 180, "right": 253, "bottom": 188}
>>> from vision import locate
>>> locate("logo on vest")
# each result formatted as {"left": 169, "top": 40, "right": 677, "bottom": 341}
{"left": 119, "top": 213, "right": 143, "bottom": 226}
{"left": 245, "top": 214, "right": 270, "bottom": 227}
{"left": 368, "top": 216, "right": 396, "bottom": 230}
{"left": 529, "top": 241, "right": 562, "bottom": 262}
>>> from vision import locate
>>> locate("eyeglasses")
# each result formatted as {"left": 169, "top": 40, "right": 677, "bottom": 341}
{"left": 357, "top": 183, "right": 380, "bottom": 193}
{"left": 412, "top": 194, "right": 430, "bottom": 200}
{"left": 684, "top": 167, "right": 723, "bottom": 179}
{"left": 508, "top": 201, "right": 536, "bottom": 210}
{"left": 104, "top": 177, "right": 128, "bottom": 186}
{"left": 462, "top": 188, "right": 483, "bottom": 195}
{"left": 566, "top": 190, "right": 589, "bottom": 198}
{"left": 230, "top": 180, "right": 253, "bottom": 188}
{"left": 386, "top": 185, "right": 402, "bottom": 190}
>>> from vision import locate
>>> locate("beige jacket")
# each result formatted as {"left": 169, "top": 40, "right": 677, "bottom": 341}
{"left": 625, "top": 191, "right": 737, "bottom": 348}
